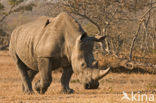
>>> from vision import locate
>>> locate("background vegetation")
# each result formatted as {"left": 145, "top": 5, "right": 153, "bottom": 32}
{"left": 0, "top": 0, "right": 156, "bottom": 66}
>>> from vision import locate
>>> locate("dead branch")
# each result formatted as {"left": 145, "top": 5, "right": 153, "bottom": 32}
{"left": 126, "top": 61, "right": 156, "bottom": 73}
{"left": 129, "top": 4, "right": 156, "bottom": 61}
{"left": 0, "top": 5, "right": 15, "bottom": 23}
{"left": 97, "top": 53, "right": 156, "bottom": 74}
{"left": 129, "top": 21, "right": 142, "bottom": 61}
{"left": 140, "top": 5, "right": 156, "bottom": 20}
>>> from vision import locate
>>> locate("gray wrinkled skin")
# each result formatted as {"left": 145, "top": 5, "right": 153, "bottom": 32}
{"left": 9, "top": 12, "right": 109, "bottom": 94}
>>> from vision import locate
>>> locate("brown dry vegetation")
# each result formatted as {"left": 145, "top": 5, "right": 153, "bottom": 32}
{"left": 1, "top": 51, "right": 156, "bottom": 103}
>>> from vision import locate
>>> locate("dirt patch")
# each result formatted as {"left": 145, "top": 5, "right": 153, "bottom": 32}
{"left": 0, "top": 51, "right": 156, "bottom": 103}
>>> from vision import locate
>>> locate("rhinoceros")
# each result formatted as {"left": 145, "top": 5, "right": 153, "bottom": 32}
{"left": 9, "top": 12, "right": 110, "bottom": 94}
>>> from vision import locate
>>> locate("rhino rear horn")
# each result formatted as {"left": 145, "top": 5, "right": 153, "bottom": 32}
{"left": 95, "top": 67, "right": 110, "bottom": 81}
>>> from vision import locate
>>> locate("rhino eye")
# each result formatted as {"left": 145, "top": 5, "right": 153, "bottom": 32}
{"left": 81, "top": 63, "right": 86, "bottom": 68}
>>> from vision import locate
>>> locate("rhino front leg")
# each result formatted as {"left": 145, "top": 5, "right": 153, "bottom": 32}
{"left": 16, "top": 59, "right": 34, "bottom": 94}
{"left": 35, "top": 58, "right": 52, "bottom": 94}
{"left": 61, "top": 66, "right": 74, "bottom": 94}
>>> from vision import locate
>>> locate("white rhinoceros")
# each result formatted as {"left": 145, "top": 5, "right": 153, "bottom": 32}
{"left": 9, "top": 12, "right": 110, "bottom": 94}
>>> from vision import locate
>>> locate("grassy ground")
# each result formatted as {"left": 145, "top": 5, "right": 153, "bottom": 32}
{"left": 0, "top": 51, "right": 156, "bottom": 103}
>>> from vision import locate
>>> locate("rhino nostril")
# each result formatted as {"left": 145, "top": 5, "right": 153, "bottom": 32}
{"left": 84, "top": 80, "right": 99, "bottom": 89}
{"left": 84, "top": 83, "right": 90, "bottom": 89}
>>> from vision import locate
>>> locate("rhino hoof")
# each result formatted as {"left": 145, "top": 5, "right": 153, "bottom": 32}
{"left": 22, "top": 84, "right": 34, "bottom": 95}
{"left": 34, "top": 87, "right": 46, "bottom": 94}
{"left": 61, "top": 88, "right": 74, "bottom": 94}
{"left": 23, "top": 90, "right": 34, "bottom": 95}
{"left": 34, "top": 80, "right": 44, "bottom": 94}
{"left": 35, "top": 88, "right": 41, "bottom": 94}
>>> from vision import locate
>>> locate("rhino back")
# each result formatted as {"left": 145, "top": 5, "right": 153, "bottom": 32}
{"left": 10, "top": 12, "right": 84, "bottom": 70}
{"left": 35, "top": 12, "right": 82, "bottom": 58}
{"left": 10, "top": 16, "right": 51, "bottom": 70}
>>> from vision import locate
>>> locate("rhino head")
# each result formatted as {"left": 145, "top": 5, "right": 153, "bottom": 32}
{"left": 71, "top": 32, "right": 110, "bottom": 89}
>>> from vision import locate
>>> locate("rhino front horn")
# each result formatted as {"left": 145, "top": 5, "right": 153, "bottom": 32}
{"left": 95, "top": 67, "right": 110, "bottom": 81}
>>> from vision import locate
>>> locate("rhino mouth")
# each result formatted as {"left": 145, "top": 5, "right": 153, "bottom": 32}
{"left": 83, "top": 67, "right": 110, "bottom": 89}
{"left": 84, "top": 79, "right": 99, "bottom": 89}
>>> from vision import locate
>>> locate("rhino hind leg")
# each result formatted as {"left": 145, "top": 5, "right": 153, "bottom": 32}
{"left": 22, "top": 69, "right": 38, "bottom": 93}
{"left": 61, "top": 66, "right": 74, "bottom": 94}
{"left": 15, "top": 56, "right": 34, "bottom": 94}
{"left": 35, "top": 58, "right": 52, "bottom": 94}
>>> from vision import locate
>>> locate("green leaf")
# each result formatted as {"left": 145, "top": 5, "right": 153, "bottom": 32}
{"left": 0, "top": 3, "right": 4, "bottom": 10}
{"left": 0, "top": 12, "right": 7, "bottom": 15}
{"left": 8, "top": 0, "right": 24, "bottom": 6}
{"left": 13, "top": 3, "right": 35, "bottom": 12}
{"left": 0, "top": 29, "right": 6, "bottom": 36}
{"left": 24, "top": 3, "right": 35, "bottom": 11}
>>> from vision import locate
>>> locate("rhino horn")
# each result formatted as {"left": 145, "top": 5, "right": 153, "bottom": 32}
{"left": 94, "top": 67, "right": 110, "bottom": 81}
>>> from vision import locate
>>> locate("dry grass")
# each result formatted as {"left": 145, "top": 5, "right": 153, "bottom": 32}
{"left": 0, "top": 51, "right": 156, "bottom": 103}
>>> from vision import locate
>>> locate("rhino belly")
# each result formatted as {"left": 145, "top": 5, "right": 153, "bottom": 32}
{"left": 15, "top": 39, "right": 38, "bottom": 71}
{"left": 16, "top": 50, "right": 38, "bottom": 71}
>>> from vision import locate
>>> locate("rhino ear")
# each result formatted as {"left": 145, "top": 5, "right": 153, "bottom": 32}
{"left": 80, "top": 32, "right": 87, "bottom": 41}
{"left": 44, "top": 19, "right": 50, "bottom": 27}
{"left": 93, "top": 35, "right": 106, "bottom": 42}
